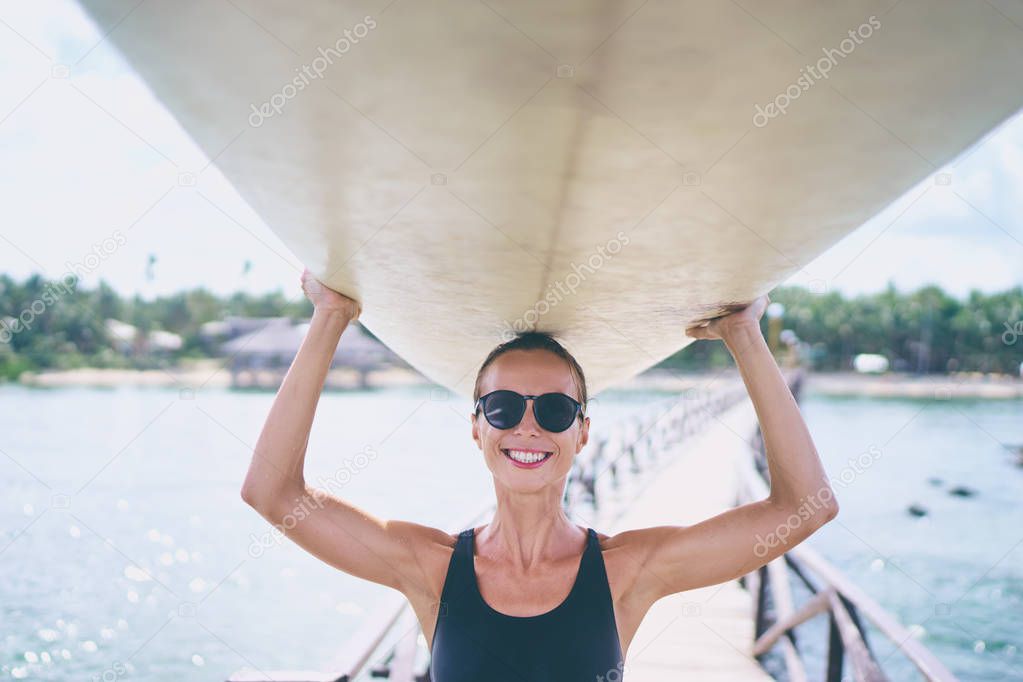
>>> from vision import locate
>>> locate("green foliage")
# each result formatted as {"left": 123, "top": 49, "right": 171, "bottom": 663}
{"left": 658, "top": 282, "right": 1022, "bottom": 375}
{"left": 1, "top": 273, "right": 1020, "bottom": 380}
{"left": 0, "top": 273, "right": 312, "bottom": 379}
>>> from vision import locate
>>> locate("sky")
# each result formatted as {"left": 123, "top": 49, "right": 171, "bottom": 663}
{"left": 1, "top": 1, "right": 1021, "bottom": 302}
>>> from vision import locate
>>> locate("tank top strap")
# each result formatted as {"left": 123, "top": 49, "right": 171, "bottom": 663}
{"left": 458, "top": 528, "right": 475, "bottom": 561}
{"left": 438, "top": 529, "right": 476, "bottom": 604}
{"left": 573, "top": 528, "right": 615, "bottom": 609}
{"left": 581, "top": 527, "right": 599, "bottom": 572}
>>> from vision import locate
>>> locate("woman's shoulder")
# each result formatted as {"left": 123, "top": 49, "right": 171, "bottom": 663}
{"left": 411, "top": 521, "right": 463, "bottom": 552}
{"left": 388, "top": 521, "right": 464, "bottom": 581}
{"left": 590, "top": 526, "right": 665, "bottom": 576}
{"left": 591, "top": 526, "right": 630, "bottom": 552}
{"left": 592, "top": 525, "right": 678, "bottom": 550}
{"left": 388, "top": 521, "right": 463, "bottom": 599}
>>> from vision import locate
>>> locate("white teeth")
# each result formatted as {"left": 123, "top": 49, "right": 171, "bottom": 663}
{"left": 505, "top": 449, "right": 551, "bottom": 464}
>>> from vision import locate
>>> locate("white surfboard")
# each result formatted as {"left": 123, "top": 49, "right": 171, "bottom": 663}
{"left": 76, "top": 0, "right": 1023, "bottom": 397}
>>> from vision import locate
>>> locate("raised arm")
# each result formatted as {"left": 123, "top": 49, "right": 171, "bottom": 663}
{"left": 240, "top": 270, "right": 445, "bottom": 593}
{"left": 622, "top": 294, "right": 838, "bottom": 602}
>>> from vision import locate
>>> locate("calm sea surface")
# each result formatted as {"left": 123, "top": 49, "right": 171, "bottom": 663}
{"left": 1, "top": 384, "right": 1020, "bottom": 680}
{"left": 797, "top": 390, "right": 1022, "bottom": 681}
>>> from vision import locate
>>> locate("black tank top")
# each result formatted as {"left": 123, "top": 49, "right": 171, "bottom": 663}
{"left": 429, "top": 526, "right": 624, "bottom": 682}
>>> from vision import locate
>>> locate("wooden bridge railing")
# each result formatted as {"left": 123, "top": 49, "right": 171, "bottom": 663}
{"left": 737, "top": 369, "right": 958, "bottom": 682}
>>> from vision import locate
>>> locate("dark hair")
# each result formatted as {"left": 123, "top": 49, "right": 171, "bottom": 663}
{"left": 473, "top": 332, "right": 588, "bottom": 411}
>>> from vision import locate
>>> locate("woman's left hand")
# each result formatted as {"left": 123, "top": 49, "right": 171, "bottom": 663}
{"left": 684, "top": 294, "right": 770, "bottom": 342}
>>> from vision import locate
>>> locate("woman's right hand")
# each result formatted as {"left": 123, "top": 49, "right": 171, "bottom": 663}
{"left": 301, "top": 268, "right": 361, "bottom": 321}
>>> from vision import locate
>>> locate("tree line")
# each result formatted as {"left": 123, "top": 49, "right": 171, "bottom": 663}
{"left": 1, "top": 273, "right": 1020, "bottom": 380}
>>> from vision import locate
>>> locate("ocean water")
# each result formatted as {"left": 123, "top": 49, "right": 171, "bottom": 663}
{"left": 799, "top": 391, "right": 1023, "bottom": 681}
{"left": 0, "top": 383, "right": 664, "bottom": 681}
{"left": 0, "top": 384, "right": 1020, "bottom": 680}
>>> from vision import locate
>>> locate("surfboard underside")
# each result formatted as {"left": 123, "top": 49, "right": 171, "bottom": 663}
{"left": 75, "top": 0, "right": 1023, "bottom": 396}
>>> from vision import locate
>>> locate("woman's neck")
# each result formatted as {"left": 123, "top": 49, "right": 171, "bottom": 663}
{"left": 478, "top": 490, "right": 584, "bottom": 569}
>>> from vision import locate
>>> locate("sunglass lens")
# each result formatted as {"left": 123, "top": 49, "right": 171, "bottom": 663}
{"left": 482, "top": 390, "right": 525, "bottom": 429}
{"left": 536, "top": 394, "right": 578, "bottom": 432}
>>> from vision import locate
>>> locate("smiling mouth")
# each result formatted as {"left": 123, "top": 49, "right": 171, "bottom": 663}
{"left": 501, "top": 448, "right": 554, "bottom": 468}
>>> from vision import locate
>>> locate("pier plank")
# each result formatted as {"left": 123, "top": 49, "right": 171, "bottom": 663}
{"left": 608, "top": 399, "right": 772, "bottom": 681}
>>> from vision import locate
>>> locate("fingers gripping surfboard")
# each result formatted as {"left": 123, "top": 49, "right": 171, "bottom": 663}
{"left": 75, "top": 0, "right": 1023, "bottom": 397}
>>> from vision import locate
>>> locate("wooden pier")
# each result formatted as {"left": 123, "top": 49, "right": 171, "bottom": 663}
{"left": 609, "top": 397, "right": 773, "bottom": 681}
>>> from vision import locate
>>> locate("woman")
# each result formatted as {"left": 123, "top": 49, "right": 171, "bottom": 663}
{"left": 240, "top": 270, "right": 839, "bottom": 681}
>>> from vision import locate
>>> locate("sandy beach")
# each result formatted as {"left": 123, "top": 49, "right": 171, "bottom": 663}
{"left": 804, "top": 371, "right": 1023, "bottom": 399}
{"left": 13, "top": 360, "right": 432, "bottom": 391}
{"left": 13, "top": 363, "right": 1023, "bottom": 399}
{"left": 626, "top": 369, "right": 1023, "bottom": 399}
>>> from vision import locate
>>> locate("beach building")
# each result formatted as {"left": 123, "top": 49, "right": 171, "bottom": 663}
{"left": 216, "top": 317, "right": 406, "bottom": 388}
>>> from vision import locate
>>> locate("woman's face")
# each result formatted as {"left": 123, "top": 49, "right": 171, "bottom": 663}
{"left": 471, "top": 349, "right": 589, "bottom": 492}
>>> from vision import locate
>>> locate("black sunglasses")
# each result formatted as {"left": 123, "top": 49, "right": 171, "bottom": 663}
{"left": 474, "top": 390, "right": 584, "bottom": 433}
